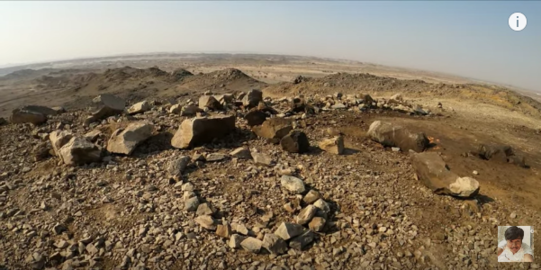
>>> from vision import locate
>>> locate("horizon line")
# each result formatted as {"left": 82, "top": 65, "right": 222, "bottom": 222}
{"left": 0, "top": 51, "right": 532, "bottom": 92}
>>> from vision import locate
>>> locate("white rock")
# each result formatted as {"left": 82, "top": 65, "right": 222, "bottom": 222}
{"left": 280, "top": 175, "right": 306, "bottom": 194}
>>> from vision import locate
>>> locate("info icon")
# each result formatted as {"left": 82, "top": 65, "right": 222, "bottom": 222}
{"left": 509, "top": 12, "right": 527, "bottom": 32}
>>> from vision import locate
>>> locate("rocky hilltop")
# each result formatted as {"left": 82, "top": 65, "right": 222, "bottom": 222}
{"left": 0, "top": 85, "right": 539, "bottom": 270}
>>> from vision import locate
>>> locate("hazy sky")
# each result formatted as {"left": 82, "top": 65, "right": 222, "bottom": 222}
{"left": 0, "top": 1, "right": 540, "bottom": 91}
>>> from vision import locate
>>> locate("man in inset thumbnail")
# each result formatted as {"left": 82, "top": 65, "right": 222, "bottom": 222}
{"left": 497, "top": 226, "right": 534, "bottom": 262}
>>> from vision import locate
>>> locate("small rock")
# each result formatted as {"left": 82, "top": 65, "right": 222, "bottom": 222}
{"left": 252, "top": 152, "right": 274, "bottom": 166}
{"left": 184, "top": 197, "right": 200, "bottom": 212}
{"left": 274, "top": 222, "right": 306, "bottom": 240}
{"left": 58, "top": 137, "right": 102, "bottom": 165}
{"left": 280, "top": 175, "right": 306, "bottom": 194}
{"left": 318, "top": 136, "right": 345, "bottom": 155}
{"left": 206, "top": 153, "right": 227, "bottom": 162}
{"left": 86, "top": 243, "right": 98, "bottom": 255}
{"left": 180, "top": 104, "right": 200, "bottom": 116}
{"left": 232, "top": 223, "right": 250, "bottom": 235}
{"left": 87, "top": 94, "right": 125, "bottom": 124}
{"left": 50, "top": 130, "right": 74, "bottom": 156}
{"left": 199, "top": 95, "right": 222, "bottom": 110}
{"left": 331, "top": 103, "right": 347, "bottom": 110}
{"left": 230, "top": 147, "right": 252, "bottom": 159}
{"left": 303, "top": 190, "right": 321, "bottom": 204}
{"left": 53, "top": 223, "right": 67, "bottom": 235}
{"left": 296, "top": 205, "right": 317, "bottom": 225}
{"left": 216, "top": 223, "right": 232, "bottom": 238}
{"left": 283, "top": 202, "right": 296, "bottom": 213}
{"left": 55, "top": 240, "right": 69, "bottom": 249}
{"left": 510, "top": 212, "right": 517, "bottom": 219}
{"left": 309, "top": 217, "right": 326, "bottom": 232}
{"left": 473, "top": 170, "right": 479, "bottom": 175}
{"left": 229, "top": 234, "right": 247, "bottom": 249}
{"left": 240, "top": 237, "right": 263, "bottom": 253}
{"left": 127, "top": 100, "right": 151, "bottom": 115}
{"left": 244, "top": 109, "right": 267, "bottom": 127}
{"left": 183, "top": 191, "right": 196, "bottom": 200}
{"left": 167, "top": 156, "right": 190, "bottom": 178}
{"left": 289, "top": 231, "right": 315, "bottom": 250}
{"left": 262, "top": 233, "right": 288, "bottom": 255}
{"left": 333, "top": 247, "right": 345, "bottom": 256}
{"left": 196, "top": 203, "right": 215, "bottom": 216}
{"left": 181, "top": 182, "right": 194, "bottom": 191}
{"left": 252, "top": 118, "right": 293, "bottom": 144}
{"left": 313, "top": 199, "right": 331, "bottom": 217}
{"left": 280, "top": 130, "right": 310, "bottom": 154}
{"left": 194, "top": 215, "right": 217, "bottom": 230}
{"left": 169, "top": 104, "right": 182, "bottom": 114}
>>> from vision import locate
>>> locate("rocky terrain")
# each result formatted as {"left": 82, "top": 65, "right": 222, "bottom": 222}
{"left": 1, "top": 59, "right": 541, "bottom": 270}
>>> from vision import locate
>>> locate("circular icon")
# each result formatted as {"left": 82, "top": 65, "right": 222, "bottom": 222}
{"left": 509, "top": 13, "right": 527, "bottom": 31}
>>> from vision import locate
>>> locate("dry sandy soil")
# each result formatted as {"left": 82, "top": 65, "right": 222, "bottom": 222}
{"left": 0, "top": 54, "right": 540, "bottom": 270}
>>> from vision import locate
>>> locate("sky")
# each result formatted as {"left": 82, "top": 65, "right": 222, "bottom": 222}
{"left": 0, "top": 1, "right": 540, "bottom": 91}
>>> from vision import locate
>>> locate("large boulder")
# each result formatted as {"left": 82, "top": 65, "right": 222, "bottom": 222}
{"left": 127, "top": 100, "right": 151, "bottom": 115}
{"left": 107, "top": 122, "right": 154, "bottom": 155}
{"left": 242, "top": 89, "right": 263, "bottom": 108}
{"left": 252, "top": 118, "right": 293, "bottom": 144}
{"left": 199, "top": 96, "right": 222, "bottom": 111}
{"left": 475, "top": 144, "right": 513, "bottom": 162}
{"left": 21, "top": 105, "right": 58, "bottom": 116}
{"left": 474, "top": 144, "right": 527, "bottom": 168}
{"left": 171, "top": 115, "right": 236, "bottom": 149}
{"left": 59, "top": 137, "right": 102, "bottom": 165}
{"left": 87, "top": 94, "right": 125, "bottom": 123}
{"left": 49, "top": 130, "right": 74, "bottom": 157}
{"left": 10, "top": 108, "right": 47, "bottom": 125}
{"left": 367, "top": 121, "right": 429, "bottom": 152}
{"left": 280, "top": 130, "right": 310, "bottom": 153}
{"left": 412, "top": 152, "right": 480, "bottom": 198}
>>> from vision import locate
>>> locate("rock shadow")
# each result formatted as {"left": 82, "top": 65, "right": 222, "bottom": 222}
{"left": 342, "top": 148, "right": 360, "bottom": 155}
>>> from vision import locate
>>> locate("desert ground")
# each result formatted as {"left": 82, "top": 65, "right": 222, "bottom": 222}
{"left": 0, "top": 54, "right": 540, "bottom": 270}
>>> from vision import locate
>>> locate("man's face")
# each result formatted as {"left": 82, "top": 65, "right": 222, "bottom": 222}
{"left": 507, "top": 239, "right": 522, "bottom": 254}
